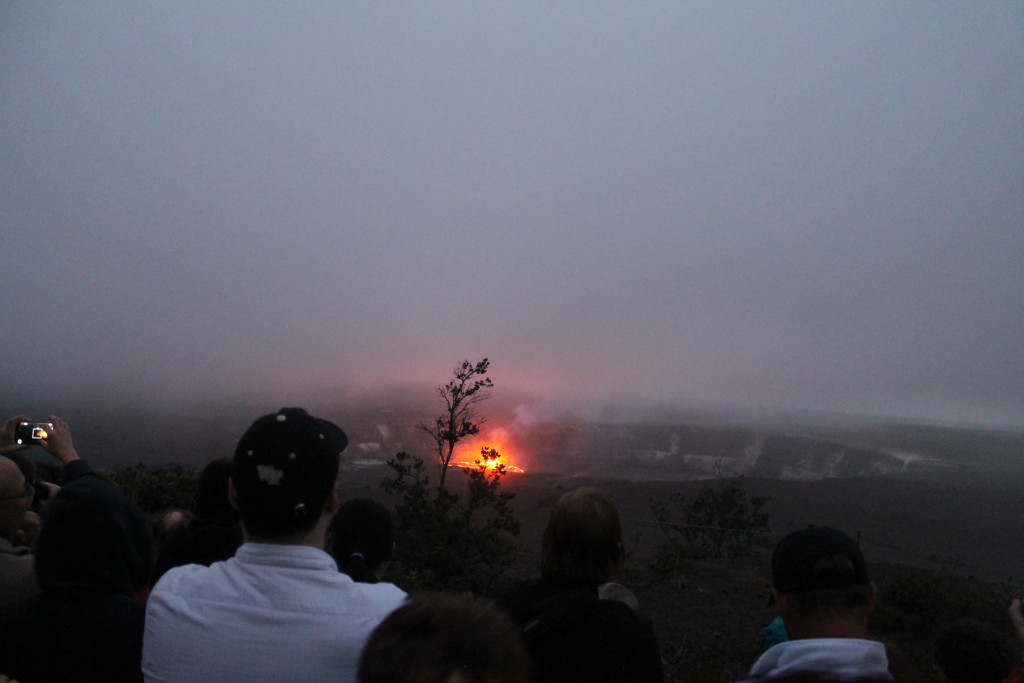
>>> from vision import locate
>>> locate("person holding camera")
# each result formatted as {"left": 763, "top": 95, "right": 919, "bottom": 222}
{"left": 0, "top": 414, "right": 82, "bottom": 602}
{"left": 0, "top": 414, "right": 153, "bottom": 681}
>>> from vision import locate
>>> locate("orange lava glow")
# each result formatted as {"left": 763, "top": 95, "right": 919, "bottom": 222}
{"left": 448, "top": 428, "right": 526, "bottom": 473}
{"left": 450, "top": 455, "right": 525, "bottom": 473}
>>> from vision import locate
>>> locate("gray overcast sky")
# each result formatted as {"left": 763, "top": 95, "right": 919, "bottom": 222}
{"left": 2, "top": 2, "right": 1022, "bottom": 427}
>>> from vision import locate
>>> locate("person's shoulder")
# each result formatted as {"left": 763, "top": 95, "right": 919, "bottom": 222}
{"left": 367, "top": 580, "right": 406, "bottom": 599}
{"left": 740, "top": 639, "right": 893, "bottom": 683}
{"left": 150, "top": 560, "right": 219, "bottom": 596}
{"left": 0, "top": 537, "right": 33, "bottom": 556}
{"left": 577, "top": 593, "right": 655, "bottom": 639}
{"left": 382, "top": 581, "right": 407, "bottom": 602}
{"left": 346, "top": 579, "right": 407, "bottom": 612}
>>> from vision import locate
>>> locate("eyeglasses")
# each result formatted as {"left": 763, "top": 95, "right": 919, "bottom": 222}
{"left": 0, "top": 478, "right": 34, "bottom": 502}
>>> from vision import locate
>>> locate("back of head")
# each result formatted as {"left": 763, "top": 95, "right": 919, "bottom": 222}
{"left": 358, "top": 592, "right": 530, "bottom": 683}
{"left": 152, "top": 507, "right": 194, "bottom": 548}
{"left": 328, "top": 498, "right": 395, "bottom": 583}
{"left": 34, "top": 474, "right": 152, "bottom": 598}
{"left": 196, "top": 458, "right": 238, "bottom": 523}
{"left": 231, "top": 407, "right": 347, "bottom": 539}
{"left": 771, "top": 526, "right": 874, "bottom": 618}
{"left": 541, "top": 486, "right": 624, "bottom": 587}
{"left": 934, "top": 619, "right": 1015, "bottom": 683}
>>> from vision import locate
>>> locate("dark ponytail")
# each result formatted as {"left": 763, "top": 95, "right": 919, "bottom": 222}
{"left": 340, "top": 551, "right": 376, "bottom": 583}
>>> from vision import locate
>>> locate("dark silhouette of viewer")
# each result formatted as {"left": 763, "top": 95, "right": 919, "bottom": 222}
{"left": 934, "top": 618, "right": 1016, "bottom": 683}
{"left": 194, "top": 456, "right": 239, "bottom": 523}
{"left": 499, "top": 486, "right": 663, "bottom": 683}
{"left": 739, "top": 526, "right": 893, "bottom": 682}
{"left": 0, "top": 416, "right": 153, "bottom": 682}
{"left": 359, "top": 591, "right": 531, "bottom": 683}
{"left": 149, "top": 507, "right": 193, "bottom": 559}
{"left": 149, "top": 457, "right": 242, "bottom": 587}
{"left": 329, "top": 498, "right": 396, "bottom": 583}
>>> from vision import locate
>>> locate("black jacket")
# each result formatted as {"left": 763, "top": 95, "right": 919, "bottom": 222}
{"left": 499, "top": 578, "right": 664, "bottom": 683}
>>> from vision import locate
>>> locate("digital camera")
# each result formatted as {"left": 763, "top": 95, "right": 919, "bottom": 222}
{"left": 14, "top": 421, "right": 53, "bottom": 446}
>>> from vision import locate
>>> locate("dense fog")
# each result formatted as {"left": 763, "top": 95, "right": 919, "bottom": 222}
{"left": 3, "top": 3, "right": 1022, "bottom": 428}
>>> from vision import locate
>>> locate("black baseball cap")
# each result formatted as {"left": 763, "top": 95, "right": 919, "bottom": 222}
{"left": 772, "top": 526, "right": 870, "bottom": 593}
{"left": 231, "top": 408, "right": 347, "bottom": 522}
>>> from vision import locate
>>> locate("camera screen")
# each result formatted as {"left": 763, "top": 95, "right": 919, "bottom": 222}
{"left": 15, "top": 421, "right": 52, "bottom": 445}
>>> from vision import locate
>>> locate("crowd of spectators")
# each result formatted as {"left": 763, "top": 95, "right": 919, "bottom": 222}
{"left": 1, "top": 409, "right": 1022, "bottom": 682}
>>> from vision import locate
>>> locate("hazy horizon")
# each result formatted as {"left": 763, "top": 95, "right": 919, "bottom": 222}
{"left": 3, "top": 3, "right": 1022, "bottom": 429}
{"left": 4, "top": 380, "right": 1022, "bottom": 434}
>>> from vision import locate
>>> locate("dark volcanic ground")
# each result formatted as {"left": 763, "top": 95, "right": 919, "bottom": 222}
{"left": 337, "top": 465, "right": 1022, "bottom": 680}
{"left": 341, "top": 468, "right": 1022, "bottom": 584}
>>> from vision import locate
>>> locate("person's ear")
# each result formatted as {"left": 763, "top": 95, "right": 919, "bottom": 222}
{"left": 227, "top": 478, "right": 239, "bottom": 511}
{"left": 324, "top": 485, "right": 340, "bottom": 515}
{"left": 772, "top": 588, "right": 790, "bottom": 617}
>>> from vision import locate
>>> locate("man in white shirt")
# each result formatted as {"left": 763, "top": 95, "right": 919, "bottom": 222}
{"left": 143, "top": 407, "right": 406, "bottom": 683}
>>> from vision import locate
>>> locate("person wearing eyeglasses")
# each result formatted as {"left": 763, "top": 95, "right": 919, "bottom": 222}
{"left": 0, "top": 414, "right": 82, "bottom": 602}
{"left": 0, "top": 439, "right": 39, "bottom": 601}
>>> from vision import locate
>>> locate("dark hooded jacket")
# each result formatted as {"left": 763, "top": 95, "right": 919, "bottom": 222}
{"left": 0, "top": 460, "right": 152, "bottom": 682}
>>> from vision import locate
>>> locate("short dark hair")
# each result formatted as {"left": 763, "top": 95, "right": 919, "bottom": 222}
{"left": 541, "top": 487, "right": 624, "bottom": 586}
{"left": 358, "top": 592, "right": 530, "bottom": 683}
{"left": 195, "top": 458, "right": 238, "bottom": 524}
{"left": 328, "top": 498, "right": 395, "bottom": 583}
